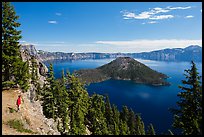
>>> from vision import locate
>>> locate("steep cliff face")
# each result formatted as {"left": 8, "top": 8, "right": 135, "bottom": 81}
{"left": 20, "top": 44, "right": 48, "bottom": 87}
{"left": 37, "top": 50, "right": 116, "bottom": 61}
{"left": 2, "top": 44, "right": 61, "bottom": 135}
{"left": 15, "top": 44, "right": 91, "bottom": 135}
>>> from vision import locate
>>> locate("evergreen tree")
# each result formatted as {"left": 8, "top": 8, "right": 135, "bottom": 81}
{"left": 31, "top": 56, "right": 38, "bottom": 85}
{"left": 112, "top": 104, "right": 120, "bottom": 135}
{"left": 35, "top": 82, "right": 41, "bottom": 101}
{"left": 119, "top": 105, "right": 130, "bottom": 135}
{"left": 42, "top": 64, "right": 57, "bottom": 120}
{"left": 13, "top": 60, "right": 30, "bottom": 92}
{"left": 67, "top": 74, "right": 89, "bottom": 135}
{"left": 119, "top": 119, "right": 129, "bottom": 135}
{"left": 56, "top": 70, "right": 71, "bottom": 134}
{"left": 147, "top": 123, "right": 156, "bottom": 135}
{"left": 87, "top": 93, "right": 109, "bottom": 135}
{"left": 104, "top": 94, "right": 114, "bottom": 134}
{"left": 135, "top": 114, "right": 146, "bottom": 135}
{"left": 47, "top": 64, "right": 55, "bottom": 86}
{"left": 120, "top": 105, "right": 129, "bottom": 123}
{"left": 170, "top": 61, "right": 202, "bottom": 135}
{"left": 2, "top": 2, "right": 29, "bottom": 91}
{"left": 128, "top": 109, "right": 137, "bottom": 135}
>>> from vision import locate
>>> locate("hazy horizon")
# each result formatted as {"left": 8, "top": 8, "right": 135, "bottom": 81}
{"left": 24, "top": 43, "right": 202, "bottom": 54}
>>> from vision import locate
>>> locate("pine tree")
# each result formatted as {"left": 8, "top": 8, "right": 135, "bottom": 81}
{"left": 31, "top": 56, "right": 38, "bottom": 85}
{"left": 135, "top": 114, "right": 146, "bottom": 135}
{"left": 87, "top": 93, "right": 109, "bottom": 135}
{"left": 42, "top": 64, "right": 57, "bottom": 120}
{"left": 120, "top": 105, "right": 129, "bottom": 123}
{"left": 56, "top": 70, "right": 71, "bottom": 134}
{"left": 104, "top": 94, "right": 114, "bottom": 134}
{"left": 35, "top": 82, "right": 41, "bottom": 101}
{"left": 2, "top": 2, "right": 29, "bottom": 91}
{"left": 13, "top": 60, "right": 30, "bottom": 92}
{"left": 67, "top": 74, "right": 89, "bottom": 135}
{"left": 170, "top": 61, "right": 202, "bottom": 135}
{"left": 119, "top": 119, "right": 129, "bottom": 135}
{"left": 112, "top": 104, "right": 120, "bottom": 135}
{"left": 119, "top": 105, "right": 130, "bottom": 135}
{"left": 128, "top": 109, "right": 137, "bottom": 135}
{"left": 147, "top": 123, "right": 156, "bottom": 135}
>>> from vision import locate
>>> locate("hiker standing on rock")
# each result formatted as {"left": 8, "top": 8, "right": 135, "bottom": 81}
{"left": 16, "top": 95, "right": 22, "bottom": 112}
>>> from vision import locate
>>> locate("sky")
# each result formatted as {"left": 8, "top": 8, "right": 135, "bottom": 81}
{"left": 12, "top": 2, "right": 202, "bottom": 53}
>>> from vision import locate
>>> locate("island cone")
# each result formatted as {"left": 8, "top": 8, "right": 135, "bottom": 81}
{"left": 74, "top": 57, "right": 169, "bottom": 86}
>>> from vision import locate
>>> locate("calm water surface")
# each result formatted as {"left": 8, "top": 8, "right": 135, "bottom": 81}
{"left": 44, "top": 58, "right": 202, "bottom": 134}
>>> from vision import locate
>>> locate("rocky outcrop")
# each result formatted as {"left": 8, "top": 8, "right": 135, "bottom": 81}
{"left": 16, "top": 44, "right": 60, "bottom": 135}
{"left": 18, "top": 44, "right": 92, "bottom": 135}
{"left": 39, "top": 62, "right": 48, "bottom": 76}
{"left": 20, "top": 44, "right": 42, "bottom": 60}
{"left": 20, "top": 44, "right": 48, "bottom": 88}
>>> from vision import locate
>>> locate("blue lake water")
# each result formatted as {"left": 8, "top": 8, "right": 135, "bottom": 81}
{"left": 43, "top": 58, "right": 202, "bottom": 134}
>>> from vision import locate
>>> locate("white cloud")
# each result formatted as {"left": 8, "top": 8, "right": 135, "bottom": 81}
{"left": 152, "top": 7, "right": 167, "bottom": 12}
{"left": 123, "top": 17, "right": 131, "bottom": 20}
{"left": 95, "top": 39, "right": 202, "bottom": 52}
{"left": 19, "top": 40, "right": 40, "bottom": 46}
{"left": 149, "top": 15, "right": 174, "bottom": 20}
{"left": 147, "top": 21, "right": 157, "bottom": 24}
{"left": 48, "top": 20, "right": 58, "bottom": 24}
{"left": 25, "top": 39, "right": 202, "bottom": 53}
{"left": 151, "top": 7, "right": 170, "bottom": 14}
{"left": 201, "top": 9, "right": 202, "bottom": 12}
{"left": 167, "top": 6, "right": 191, "bottom": 10}
{"left": 55, "top": 13, "right": 62, "bottom": 16}
{"left": 20, "top": 41, "right": 67, "bottom": 47}
{"left": 185, "top": 15, "right": 194, "bottom": 18}
{"left": 122, "top": 5, "right": 192, "bottom": 23}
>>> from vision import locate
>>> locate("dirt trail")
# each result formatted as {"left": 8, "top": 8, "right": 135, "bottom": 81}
{"left": 2, "top": 88, "right": 60, "bottom": 135}
{"left": 2, "top": 89, "right": 32, "bottom": 135}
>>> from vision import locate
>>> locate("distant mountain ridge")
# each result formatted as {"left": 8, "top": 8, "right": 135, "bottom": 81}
{"left": 74, "top": 57, "right": 169, "bottom": 86}
{"left": 133, "top": 45, "right": 202, "bottom": 62}
{"left": 22, "top": 44, "right": 202, "bottom": 62}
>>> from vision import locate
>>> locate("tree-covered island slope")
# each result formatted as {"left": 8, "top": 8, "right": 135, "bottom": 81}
{"left": 74, "top": 57, "right": 169, "bottom": 86}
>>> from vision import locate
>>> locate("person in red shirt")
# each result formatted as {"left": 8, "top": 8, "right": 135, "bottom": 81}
{"left": 16, "top": 95, "right": 21, "bottom": 112}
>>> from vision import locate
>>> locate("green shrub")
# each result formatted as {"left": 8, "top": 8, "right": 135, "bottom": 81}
{"left": 2, "top": 81, "right": 16, "bottom": 89}
{"left": 8, "top": 107, "right": 15, "bottom": 113}
{"left": 7, "top": 119, "right": 35, "bottom": 134}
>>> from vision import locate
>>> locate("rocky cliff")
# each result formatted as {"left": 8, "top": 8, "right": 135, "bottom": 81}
{"left": 2, "top": 44, "right": 60, "bottom": 135}
{"left": 37, "top": 45, "right": 202, "bottom": 62}
{"left": 20, "top": 44, "right": 48, "bottom": 87}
